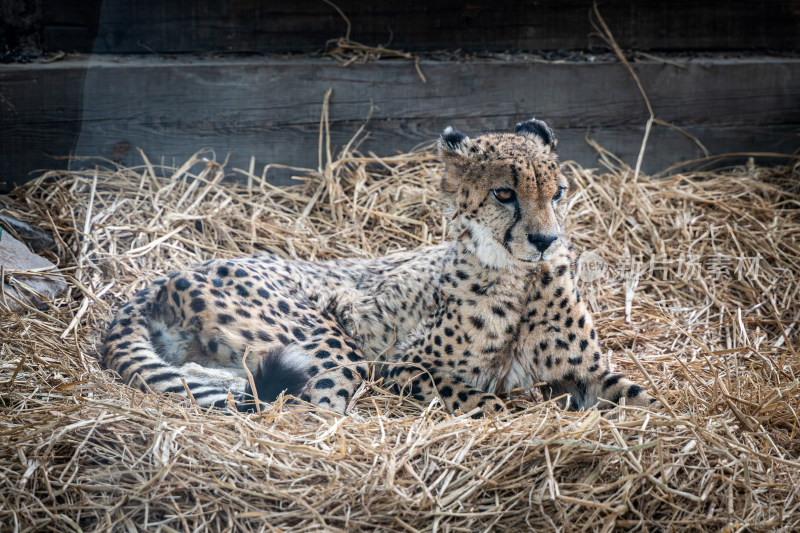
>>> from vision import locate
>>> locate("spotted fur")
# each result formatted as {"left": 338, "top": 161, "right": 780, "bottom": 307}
{"left": 101, "top": 118, "right": 656, "bottom": 416}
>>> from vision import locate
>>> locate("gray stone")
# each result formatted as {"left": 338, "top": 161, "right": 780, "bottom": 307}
{"left": 0, "top": 197, "right": 58, "bottom": 253}
{"left": 0, "top": 231, "right": 68, "bottom": 312}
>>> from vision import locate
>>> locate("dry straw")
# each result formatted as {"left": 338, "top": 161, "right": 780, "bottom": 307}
{"left": 1, "top": 126, "right": 799, "bottom": 531}
{"left": 321, "top": 0, "right": 427, "bottom": 83}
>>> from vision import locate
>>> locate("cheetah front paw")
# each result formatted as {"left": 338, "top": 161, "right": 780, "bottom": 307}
{"left": 596, "top": 384, "right": 661, "bottom": 410}
{"left": 457, "top": 393, "right": 507, "bottom": 419}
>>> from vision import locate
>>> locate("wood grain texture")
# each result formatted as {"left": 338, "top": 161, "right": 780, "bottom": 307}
{"left": 2, "top": 55, "right": 798, "bottom": 190}
{"left": 41, "top": 0, "right": 800, "bottom": 54}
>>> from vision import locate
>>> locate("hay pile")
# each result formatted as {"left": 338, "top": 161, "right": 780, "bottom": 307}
{"left": 1, "top": 138, "right": 799, "bottom": 532}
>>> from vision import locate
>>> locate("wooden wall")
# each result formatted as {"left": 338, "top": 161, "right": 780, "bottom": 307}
{"left": 1, "top": 1, "right": 799, "bottom": 191}
{"left": 42, "top": 0, "right": 800, "bottom": 53}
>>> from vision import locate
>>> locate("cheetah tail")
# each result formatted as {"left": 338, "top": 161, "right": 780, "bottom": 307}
{"left": 237, "top": 345, "right": 311, "bottom": 412}
{"left": 101, "top": 287, "right": 239, "bottom": 410}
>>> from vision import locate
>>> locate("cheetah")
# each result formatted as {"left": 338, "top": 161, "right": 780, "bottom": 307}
{"left": 102, "top": 118, "right": 656, "bottom": 417}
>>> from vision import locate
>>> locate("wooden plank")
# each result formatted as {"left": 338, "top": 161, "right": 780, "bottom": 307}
{"left": 6, "top": 55, "right": 797, "bottom": 125}
{"left": 69, "top": 123, "right": 800, "bottom": 182}
{"left": 2, "top": 55, "right": 798, "bottom": 191}
{"left": 40, "top": 0, "right": 101, "bottom": 55}
{"left": 41, "top": 0, "right": 800, "bottom": 54}
{"left": 1, "top": 0, "right": 42, "bottom": 61}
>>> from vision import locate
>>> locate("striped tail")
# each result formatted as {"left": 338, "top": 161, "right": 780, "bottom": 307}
{"left": 101, "top": 282, "right": 314, "bottom": 412}
{"left": 101, "top": 282, "right": 242, "bottom": 409}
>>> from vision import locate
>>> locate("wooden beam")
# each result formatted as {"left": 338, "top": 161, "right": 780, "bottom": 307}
{"left": 1, "top": 55, "right": 798, "bottom": 191}
{"left": 41, "top": 0, "right": 800, "bottom": 54}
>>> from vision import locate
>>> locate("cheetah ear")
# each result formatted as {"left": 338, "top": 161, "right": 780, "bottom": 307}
{"left": 438, "top": 126, "right": 473, "bottom": 161}
{"left": 515, "top": 118, "right": 557, "bottom": 151}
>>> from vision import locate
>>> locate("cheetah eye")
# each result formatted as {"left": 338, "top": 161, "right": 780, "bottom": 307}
{"left": 492, "top": 188, "right": 516, "bottom": 204}
{"left": 552, "top": 187, "right": 565, "bottom": 203}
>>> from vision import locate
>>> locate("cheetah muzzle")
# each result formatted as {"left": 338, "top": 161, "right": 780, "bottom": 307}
{"left": 101, "top": 118, "right": 658, "bottom": 417}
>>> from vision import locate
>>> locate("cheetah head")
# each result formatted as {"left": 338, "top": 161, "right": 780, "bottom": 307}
{"left": 438, "top": 118, "right": 570, "bottom": 268}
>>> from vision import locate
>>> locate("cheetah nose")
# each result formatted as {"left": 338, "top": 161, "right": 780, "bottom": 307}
{"left": 527, "top": 233, "right": 557, "bottom": 253}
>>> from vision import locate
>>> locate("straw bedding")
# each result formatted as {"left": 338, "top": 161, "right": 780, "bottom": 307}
{"left": 1, "top": 140, "right": 799, "bottom": 532}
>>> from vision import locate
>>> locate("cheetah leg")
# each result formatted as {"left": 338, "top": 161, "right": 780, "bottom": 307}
{"left": 385, "top": 363, "right": 506, "bottom": 418}
{"left": 581, "top": 371, "right": 656, "bottom": 410}
{"left": 538, "top": 369, "right": 655, "bottom": 410}
{"left": 520, "top": 247, "right": 656, "bottom": 411}
{"left": 528, "top": 313, "right": 656, "bottom": 410}
{"left": 239, "top": 331, "right": 369, "bottom": 415}
{"left": 527, "top": 324, "right": 656, "bottom": 411}
{"left": 297, "top": 332, "right": 369, "bottom": 414}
